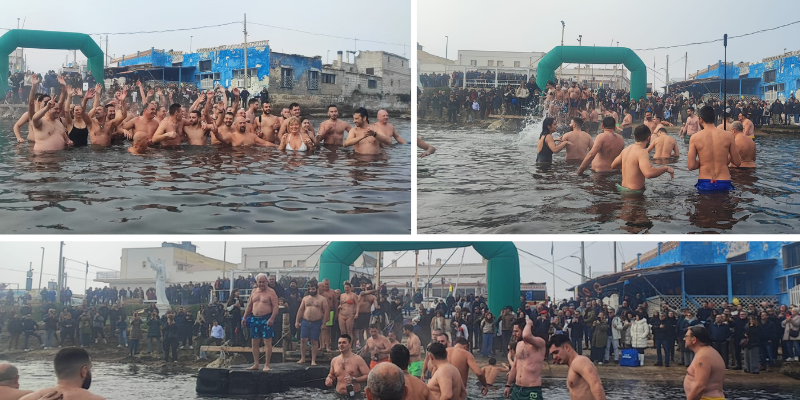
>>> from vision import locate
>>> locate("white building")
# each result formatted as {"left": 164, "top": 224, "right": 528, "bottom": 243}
{"left": 8, "top": 48, "right": 24, "bottom": 73}
{"left": 457, "top": 50, "right": 546, "bottom": 69}
{"left": 377, "top": 258, "right": 490, "bottom": 298}
{"left": 325, "top": 50, "right": 411, "bottom": 97}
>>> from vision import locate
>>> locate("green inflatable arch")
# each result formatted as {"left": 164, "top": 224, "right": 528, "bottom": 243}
{"left": 0, "top": 29, "right": 104, "bottom": 96}
{"left": 320, "top": 242, "right": 520, "bottom": 317}
{"left": 537, "top": 46, "right": 647, "bottom": 100}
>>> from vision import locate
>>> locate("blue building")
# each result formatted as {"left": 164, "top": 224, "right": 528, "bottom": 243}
{"left": 575, "top": 241, "right": 800, "bottom": 312}
{"left": 669, "top": 49, "right": 800, "bottom": 101}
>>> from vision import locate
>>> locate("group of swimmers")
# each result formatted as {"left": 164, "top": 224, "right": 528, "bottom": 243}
{"left": 536, "top": 105, "right": 757, "bottom": 194}
{"left": 11, "top": 72, "right": 407, "bottom": 156}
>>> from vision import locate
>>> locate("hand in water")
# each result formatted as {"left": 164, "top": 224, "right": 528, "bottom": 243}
{"left": 16, "top": 137, "right": 25, "bottom": 143}
{"left": 666, "top": 167, "right": 674, "bottom": 179}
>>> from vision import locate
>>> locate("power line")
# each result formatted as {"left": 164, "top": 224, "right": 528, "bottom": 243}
{"left": 1, "top": 22, "right": 242, "bottom": 36}
{"left": 248, "top": 21, "right": 408, "bottom": 48}
{"left": 517, "top": 254, "right": 574, "bottom": 287}
{"left": 633, "top": 19, "right": 800, "bottom": 51}
{"left": 517, "top": 249, "right": 583, "bottom": 278}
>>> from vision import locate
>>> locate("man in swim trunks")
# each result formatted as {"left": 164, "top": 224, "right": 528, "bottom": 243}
{"left": 548, "top": 333, "right": 607, "bottom": 400}
{"left": 427, "top": 342, "right": 466, "bottom": 400}
{"left": 364, "top": 324, "right": 392, "bottom": 369}
{"left": 647, "top": 127, "right": 679, "bottom": 159}
{"left": 371, "top": 110, "right": 407, "bottom": 145}
{"left": 316, "top": 105, "right": 352, "bottom": 146}
{"left": 611, "top": 124, "right": 674, "bottom": 194}
{"left": 296, "top": 280, "right": 328, "bottom": 366}
{"left": 345, "top": 107, "right": 388, "bottom": 155}
{"left": 319, "top": 279, "right": 339, "bottom": 352}
{"left": 504, "top": 318, "right": 546, "bottom": 400}
{"left": 561, "top": 117, "right": 594, "bottom": 161}
{"left": 679, "top": 107, "right": 700, "bottom": 143}
{"left": 356, "top": 284, "right": 379, "bottom": 348}
{"left": 684, "top": 326, "right": 726, "bottom": 400}
{"left": 481, "top": 357, "right": 510, "bottom": 386}
{"left": 688, "top": 105, "right": 741, "bottom": 193}
{"left": 729, "top": 121, "right": 756, "bottom": 168}
{"left": 390, "top": 344, "right": 430, "bottom": 400}
{"left": 568, "top": 83, "right": 581, "bottom": 118}
{"left": 449, "top": 337, "right": 489, "bottom": 393}
{"left": 620, "top": 109, "right": 633, "bottom": 139}
{"left": 402, "top": 324, "right": 423, "bottom": 378}
{"left": 577, "top": 117, "right": 625, "bottom": 174}
{"left": 241, "top": 273, "right": 278, "bottom": 371}
{"left": 326, "top": 334, "right": 370, "bottom": 396}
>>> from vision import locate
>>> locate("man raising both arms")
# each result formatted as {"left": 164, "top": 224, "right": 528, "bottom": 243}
{"left": 504, "top": 318, "right": 546, "bottom": 400}
{"left": 27, "top": 73, "right": 71, "bottom": 151}
{"left": 183, "top": 92, "right": 216, "bottom": 146}
{"left": 577, "top": 117, "right": 625, "bottom": 175}
{"left": 688, "top": 105, "right": 741, "bottom": 193}
{"left": 548, "top": 333, "right": 607, "bottom": 400}
{"left": 427, "top": 342, "right": 466, "bottom": 400}
{"left": 316, "top": 105, "right": 352, "bottom": 146}
{"left": 371, "top": 110, "right": 407, "bottom": 145}
{"left": 684, "top": 326, "right": 726, "bottom": 400}
{"left": 241, "top": 273, "right": 278, "bottom": 372}
{"left": 82, "top": 86, "right": 127, "bottom": 147}
{"left": 345, "top": 108, "right": 389, "bottom": 155}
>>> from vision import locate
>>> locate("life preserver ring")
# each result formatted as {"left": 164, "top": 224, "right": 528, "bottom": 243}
{"left": 593, "top": 282, "right": 602, "bottom": 293}
{"left": 582, "top": 287, "right": 591, "bottom": 297}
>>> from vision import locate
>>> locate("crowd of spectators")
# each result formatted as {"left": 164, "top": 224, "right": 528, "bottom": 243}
{"left": 418, "top": 80, "right": 541, "bottom": 122}
{"left": 419, "top": 70, "right": 529, "bottom": 88}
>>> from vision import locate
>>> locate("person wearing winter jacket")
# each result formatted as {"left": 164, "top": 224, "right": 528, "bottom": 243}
{"left": 743, "top": 315, "right": 761, "bottom": 374}
{"left": 567, "top": 315, "right": 585, "bottom": 355}
{"left": 590, "top": 314, "right": 609, "bottom": 364}
{"left": 608, "top": 309, "right": 625, "bottom": 363}
{"left": 781, "top": 307, "right": 800, "bottom": 361}
{"left": 630, "top": 313, "right": 650, "bottom": 366}
{"left": 759, "top": 311, "right": 777, "bottom": 371}
{"left": 651, "top": 312, "right": 676, "bottom": 366}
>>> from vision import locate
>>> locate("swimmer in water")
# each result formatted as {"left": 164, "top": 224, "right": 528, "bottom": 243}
{"left": 371, "top": 110, "right": 407, "bottom": 146}
{"left": 417, "top": 137, "right": 436, "bottom": 157}
{"left": 536, "top": 117, "right": 572, "bottom": 164}
{"left": 577, "top": 117, "right": 624, "bottom": 174}
{"left": 345, "top": 107, "right": 387, "bottom": 155}
{"left": 316, "top": 105, "right": 352, "bottom": 146}
{"left": 611, "top": 124, "right": 674, "bottom": 194}
{"left": 128, "top": 131, "right": 152, "bottom": 155}
{"left": 647, "top": 127, "right": 679, "bottom": 159}
{"left": 688, "top": 105, "right": 741, "bottom": 192}
{"left": 561, "top": 117, "right": 593, "bottom": 161}
{"left": 729, "top": 121, "right": 756, "bottom": 168}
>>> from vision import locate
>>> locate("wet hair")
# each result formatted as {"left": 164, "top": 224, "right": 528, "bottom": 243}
{"left": 731, "top": 121, "right": 743, "bottom": 132}
{"left": 403, "top": 324, "right": 414, "bottom": 333}
{"left": 488, "top": 357, "right": 497, "bottom": 365}
{"left": 513, "top": 317, "right": 526, "bottom": 331}
{"left": 248, "top": 98, "right": 259, "bottom": 106}
{"left": 428, "top": 342, "right": 447, "bottom": 360}
{"left": 602, "top": 116, "right": 616, "bottom": 129}
{"left": 355, "top": 107, "right": 369, "bottom": 123}
{"left": 390, "top": 344, "right": 410, "bottom": 370}
{"left": 340, "top": 334, "right": 352, "bottom": 343}
{"left": 54, "top": 347, "right": 90, "bottom": 379}
{"left": 455, "top": 337, "right": 469, "bottom": 347}
{"left": 36, "top": 94, "right": 51, "bottom": 103}
{"left": 190, "top": 110, "right": 202, "bottom": 118}
{"left": 540, "top": 117, "right": 555, "bottom": 138}
{"left": 688, "top": 325, "right": 712, "bottom": 345}
{"left": 328, "top": 104, "right": 338, "bottom": 110}
{"left": 633, "top": 124, "right": 651, "bottom": 142}
{"left": 698, "top": 105, "right": 715, "bottom": 124}
{"left": 104, "top": 103, "right": 115, "bottom": 109}
{"left": 343, "top": 280, "right": 351, "bottom": 287}
{"left": 548, "top": 333, "right": 571, "bottom": 349}
{"left": 168, "top": 103, "right": 181, "bottom": 116}
{"left": 572, "top": 117, "right": 584, "bottom": 128}
{"left": 289, "top": 102, "right": 300, "bottom": 110}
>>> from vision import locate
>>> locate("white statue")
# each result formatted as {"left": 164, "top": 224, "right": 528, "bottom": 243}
{"left": 147, "top": 257, "right": 169, "bottom": 306}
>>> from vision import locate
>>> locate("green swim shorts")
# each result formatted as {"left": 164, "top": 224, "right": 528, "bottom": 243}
{"left": 616, "top": 183, "right": 645, "bottom": 195}
{"left": 511, "top": 385, "right": 543, "bottom": 400}
{"left": 408, "top": 360, "right": 423, "bottom": 377}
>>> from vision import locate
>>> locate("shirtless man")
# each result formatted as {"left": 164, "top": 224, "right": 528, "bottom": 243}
{"left": 561, "top": 117, "right": 594, "bottom": 161}
{"left": 319, "top": 279, "right": 339, "bottom": 352}
{"left": 568, "top": 82, "right": 581, "bottom": 118}
{"left": 611, "top": 125, "right": 674, "bottom": 193}
{"left": 356, "top": 284, "right": 379, "bottom": 347}
{"left": 403, "top": 324, "right": 424, "bottom": 378}
{"left": 241, "top": 273, "right": 278, "bottom": 371}
{"left": 345, "top": 107, "right": 389, "bottom": 154}
{"left": 371, "top": 110, "right": 407, "bottom": 145}
{"left": 151, "top": 104, "right": 185, "bottom": 147}
{"left": 213, "top": 118, "right": 277, "bottom": 147}
{"left": 19, "top": 348, "right": 104, "bottom": 400}
{"left": 620, "top": 109, "right": 633, "bottom": 139}
{"left": 588, "top": 108, "right": 599, "bottom": 135}
{"left": 679, "top": 107, "right": 701, "bottom": 143}
{"left": 366, "top": 362, "right": 407, "bottom": 400}
{"left": 647, "top": 127, "right": 679, "bottom": 159}
{"left": 13, "top": 92, "right": 51, "bottom": 143}
{"left": 684, "top": 326, "right": 726, "bottom": 400}
{"left": 504, "top": 318, "right": 546, "bottom": 400}
{"left": 0, "top": 363, "right": 33, "bottom": 400}
{"left": 643, "top": 111, "right": 658, "bottom": 134}
{"left": 417, "top": 137, "right": 436, "bottom": 158}
{"left": 256, "top": 101, "right": 281, "bottom": 144}
{"left": 427, "top": 342, "right": 466, "bottom": 400}
{"left": 737, "top": 111, "right": 755, "bottom": 139}
{"left": 577, "top": 117, "right": 625, "bottom": 174}
{"left": 326, "top": 334, "right": 370, "bottom": 396}
{"left": 481, "top": 358, "right": 510, "bottom": 386}
{"left": 390, "top": 344, "right": 429, "bottom": 400}
{"left": 182, "top": 93, "right": 215, "bottom": 145}
{"left": 81, "top": 87, "right": 126, "bottom": 147}
{"left": 729, "top": 121, "right": 756, "bottom": 168}
{"left": 296, "top": 281, "right": 329, "bottom": 366}
{"left": 245, "top": 98, "right": 259, "bottom": 124}
{"left": 448, "top": 337, "right": 489, "bottom": 393}
{"left": 121, "top": 102, "right": 159, "bottom": 141}
{"left": 128, "top": 132, "right": 152, "bottom": 155}
{"left": 280, "top": 107, "right": 291, "bottom": 123}
{"left": 364, "top": 324, "right": 393, "bottom": 369}
{"left": 316, "top": 105, "right": 352, "bottom": 146}
{"left": 688, "top": 105, "right": 741, "bottom": 192}
{"left": 548, "top": 333, "right": 606, "bottom": 400}
{"left": 27, "top": 74, "right": 71, "bottom": 151}
{"left": 278, "top": 103, "right": 313, "bottom": 138}
{"left": 339, "top": 281, "right": 359, "bottom": 342}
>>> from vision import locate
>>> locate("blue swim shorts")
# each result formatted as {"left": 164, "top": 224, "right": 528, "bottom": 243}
{"left": 695, "top": 179, "right": 734, "bottom": 193}
{"left": 300, "top": 319, "right": 323, "bottom": 341}
{"left": 247, "top": 314, "right": 274, "bottom": 340}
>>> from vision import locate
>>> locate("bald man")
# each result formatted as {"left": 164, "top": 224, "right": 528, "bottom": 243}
{"left": 366, "top": 362, "right": 407, "bottom": 400}
{"left": 371, "top": 110, "right": 407, "bottom": 145}
{"left": 0, "top": 364, "right": 33, "bottom": 400}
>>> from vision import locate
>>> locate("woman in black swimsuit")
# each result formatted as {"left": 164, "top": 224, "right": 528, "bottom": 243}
{"left": 536, "top": 117, "right": 571, "bottom": 164}
{"left": 63, "top": 87, "right": 89, "bottom": 146}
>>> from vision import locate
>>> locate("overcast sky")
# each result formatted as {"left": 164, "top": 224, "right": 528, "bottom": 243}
{"left": 2, "top": 0, "right": 410, "bottom": 73}
{"left": 1, "top": 241, "right": 660, "bottom": 300}
{"left": 418, "top": 0, "right": 800, "bottom": 88}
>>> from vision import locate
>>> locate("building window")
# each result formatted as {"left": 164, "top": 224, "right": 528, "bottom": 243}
{"left": 283, "top": 260, "right": 292, "bottom": 268}
{"left": 778, "top": 83, "right": 785, "bottom": 92}
{"left": 401, "top": 60, "right": 404, "bottom": 67}
{"left": 388, "top": 56, "right": 391, "bottom": 63}
{"left": 488, "top": 60, "right": 494, "bottom": 67}
{"left": 366, "top": 68, "right": 375, "bottom": 75}
{"left": 497, "top": 61, "right": 504, "bottom": 67}
{"left": 232, "top": 68, "right": 258, "bottom": 79}
{"left": 322, "top": 73, "right": 336, "bottom": 84}
{"left": 470, "top": 60, "right": 477, "bottom": 66}
{"left": 763, "top": 69, "right": 776, "bottom": 83}
{"left": 281, "top": 68, "right": 294, "bottom": 89}
{"left": 199, "top": 60, "right": 212, "bottom": 72}
{"left": 368, "top": 79, "right": 377, "bottom": 89}
{"left": 259, "top": 261, "right": 268, "bottom": 269}
{"left": 308, "top": 70, "right": 319, "bottom": 90}
{"left": 783, "top": 243, "right": 800, "bottom": 270}
{"left": 213, "top": 72, "right": 221, "bottom": 80}
{"left": 297, "top": 260, "right": 306, "bottom": 268}
{"left": 514, "top": 61, "right": 520, "bottom": 67}
{"left": 779, "top": 276, "right": 788, "bottom": 293}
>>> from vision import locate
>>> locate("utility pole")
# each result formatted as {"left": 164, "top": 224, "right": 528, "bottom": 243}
{"left": 57, "top": 242, "right": 64, "bottom": 296}
{"left": 613, "top": 242, "right": 617, "bottom": 273}
{"left": 243, "top": 14, "right": 248, "bottom": 88}
{"left": 723, "top": 34, "right": 728, "bottom": 131}
{"left": 685, "top": 52, "right": 688, "bottom": 81}
{"left": 444, "top": 36, "right": 449, "bottom": 84}
{"left": 38, "top": 247, "right": 45, "bottom": 290}
{"left": 580, "top": 242, "right": 586, "bottom": 282}
{"left": 559, "top": 21, "right": 565, "bottom": 81}
{"left": 577, "top": 35, "right": 582, "bottom": 83}
{"left": 376, "top": 252, "right": 382, "bottom": 289}
{"left": 414, "top": 250, "right": 419, "bottom": 293}
{"left": 666, "top": 54, "right": 669, "bottom": 94}
{"left": 190, "top": 36, "right": 193, "bottom": 53}
{"left": 104, "top": 35, "right": 108, "bottom": 69}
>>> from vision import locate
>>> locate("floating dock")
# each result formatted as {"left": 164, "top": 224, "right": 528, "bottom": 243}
{"left": 196, "top": 363, "right": 330, "bottom": 395}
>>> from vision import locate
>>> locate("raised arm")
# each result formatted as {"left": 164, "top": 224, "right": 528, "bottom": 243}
{"left": 112, "top": 90, "right": 128, "bottom": 129}
{"left": 27, "top": 73, "right": 39, "bottom": 124}
{"left": 231, "top": 88, "right": 240, "bottom": 112}
{"left": 81, "top": 89, "right": 95, "bottom": 126}
{"left": 63, "top": 87, "right": 74, "bottom": 127}
{"left": 137, "top": 81, "right": 147, "bottom": 105}
{"left": 89, "top": 84, "right": 102, "bottom": 118}
{"left": 56, "top": 76, "right": 68, "bottom": 116}
{"left": 522, "top": 318, "right": 546, "bottom": 349}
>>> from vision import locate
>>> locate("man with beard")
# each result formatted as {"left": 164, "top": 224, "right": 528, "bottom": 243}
{"left": 427, "top": 342, "right": 466, "bottom": 400}
{"left": 183, "top": 92, "right": 215, "bottom": 145}
{"left": 256, "top": 101, "right": 281, "bottom": 144}
{"left": 371, "top": 110, "right": 406, "bottom": 146}
{"left": 213, "top": 117, "right": 277, "bottom": 147}
{"left": 679, "top": 107, "right": 701, "bottom": 143}
{"left": 325, "top": 334, "right": 370, "bottom": 396}
{"left": 547, "top": 334, "right": 606, "bottom": 400}
{"left": 356, "top": 283, "right": 379, "bottom": 347}
{"left": 19, "top": 348, "right": 104, "bottom": 400}
{"left": 241, "top": 273, "right": 278, "bottom": 372}
{"left": 504, "top": 318, "right": 546, "bottom": 400}
{"left": 27, "top": 74, "right": 71, "bottom": 151}
{"left": 296, "top": 281, "right": 329, "bottom": 366}
{"left": 77, "top": 86, "right": 127, "bottom": 147}
{"left": 363, "top": 324, "right": 393, "bottom": 369}
{"left": 345, "top": 108, "right": 388, "bottom": 155}
{"left": 121, "top": 101, "right": 159, "bottom": 142}
{"left": 151, "top": 103, "right": 186, "bottom": 147}
{"left": 316, "top": 105, "right": 351, "bottom": 146}
{"left": 277, "top": 103, "right": 313, "bottom": 138}
{"left": 611, "top": 125, "right": 674, "bottom": 194}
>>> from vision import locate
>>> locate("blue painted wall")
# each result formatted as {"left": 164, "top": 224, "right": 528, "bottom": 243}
{"left": 692, "top": 56, "right": 800, "bottom": 99}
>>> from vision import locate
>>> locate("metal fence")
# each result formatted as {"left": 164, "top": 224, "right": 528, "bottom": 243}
{"left": 647, "top": 294, "right": 780, "bottom": 314}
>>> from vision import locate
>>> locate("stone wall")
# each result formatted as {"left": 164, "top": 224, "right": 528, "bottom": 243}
{"left": 270, "top": 92, "right": 409, "bottom": 115}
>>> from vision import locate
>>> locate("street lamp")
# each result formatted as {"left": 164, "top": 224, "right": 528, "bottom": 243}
{"left": 444, "top": 36, "right": 449, "bottom": 86}
{"left": 559, "top": 21, "right": 565, "bottom": 81}
{"left": 577, "top": 35, "right": 582, "bottom": 83}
